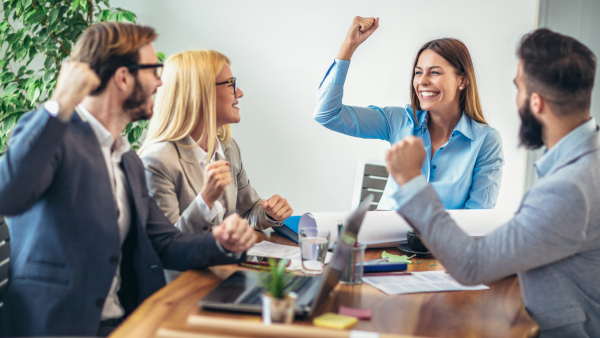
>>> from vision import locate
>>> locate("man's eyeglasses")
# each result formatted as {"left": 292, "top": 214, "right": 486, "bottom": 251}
{"left": 216, "top": 77, "right": 236, "bottom": 94}
{"left": 126, "top": 63, "right": 163, "bottom": 78}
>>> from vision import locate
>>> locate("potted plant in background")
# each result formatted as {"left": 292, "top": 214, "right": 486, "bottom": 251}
{"left": 261, "top": 258, "right": 297, "bottom": 325}
{"left": 0, "top": 0, "right": 162, "bottom": 153}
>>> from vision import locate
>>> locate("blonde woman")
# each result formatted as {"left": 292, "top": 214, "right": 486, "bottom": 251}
{"left": 139, "top": 51, "right": 293, "bottom": 278}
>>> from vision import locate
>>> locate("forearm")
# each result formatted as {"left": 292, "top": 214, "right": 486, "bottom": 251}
{"left": 398, "top": 184, "right": 586, "bottom": 285}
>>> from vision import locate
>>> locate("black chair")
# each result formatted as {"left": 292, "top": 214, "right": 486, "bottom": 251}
{"left": 0, "top": 216, "right": 10, "bottom": 309}
{"left": 352, "top": 160, "right": 389, "bottom": 211}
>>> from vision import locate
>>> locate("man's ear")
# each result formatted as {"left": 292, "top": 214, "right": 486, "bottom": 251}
{"left": 529, "top": 92, "right": 544, "bottom": 117}
{"left": 112, "top": 66, "right": 133, "bottom": 92}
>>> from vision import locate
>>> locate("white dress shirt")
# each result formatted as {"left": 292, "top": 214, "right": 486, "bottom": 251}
{"left": 76, "top": 105, "right": 131, "bottom": 320}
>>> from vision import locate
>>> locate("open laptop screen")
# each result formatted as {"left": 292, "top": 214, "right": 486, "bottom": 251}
{"left": 308, "top": 194, "right": 373, "bottom": 317}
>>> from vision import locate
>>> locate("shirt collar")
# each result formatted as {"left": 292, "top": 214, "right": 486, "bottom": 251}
{"left": 415, "top": 110, "right": 474, "bottom": 141}
{"left": 535, "top": 117, "right": 598, "bottom": 178}
{"left": 76, "top": 104, "right": 131, "bottom": 160}
{"left": 188, "top": 135, "right": 225, "bottom": 164}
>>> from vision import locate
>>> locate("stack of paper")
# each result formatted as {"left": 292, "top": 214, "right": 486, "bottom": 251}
{"left": 363, "top": 271, "right": 489, "bottom": 295}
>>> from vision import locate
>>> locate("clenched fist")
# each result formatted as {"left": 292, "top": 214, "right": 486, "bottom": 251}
{"left": 212, "top": 214, "right": 256, "bottom": 253}
{"left": 385, "top": 136, "right": 426, "bottom": 186}
{"left": 337, "top": 16, "right": 380, "bottom": 60}
{"left": 51, "top": 61, "right": 101, "bottom": 119}
{"left": 261, "top": 194, "right": 293, "bottom": 221}
{"left": 200, "top": 160, "right": 232, "bottom": 208}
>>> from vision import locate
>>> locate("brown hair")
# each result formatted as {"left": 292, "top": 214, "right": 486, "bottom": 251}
{"left": 71, "top": 22, "right": 157, "bottom": 95}
{"left": 410, "top": 38, "right": 487, "bottom": 125}
{"left": 518, "top": 28, "right": 596, "bottom": 115}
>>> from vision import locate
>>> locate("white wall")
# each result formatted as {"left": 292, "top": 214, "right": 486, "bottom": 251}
{"left": 113, "top": 0, "right": 538, "bottom": 214}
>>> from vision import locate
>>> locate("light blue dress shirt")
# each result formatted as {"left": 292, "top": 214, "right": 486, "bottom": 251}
{"left": 314, "top": 59, "right": 504, "bottom": 210}
{"left": 395, "top": 118, "right": 598, "bottom": 210}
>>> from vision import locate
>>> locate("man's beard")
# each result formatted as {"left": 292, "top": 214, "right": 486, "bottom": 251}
{"left": 123, "top": 77, "right": 152, "bottom": 122}
{"left": 518, "top": 97, "right": 544, "bottom": 149}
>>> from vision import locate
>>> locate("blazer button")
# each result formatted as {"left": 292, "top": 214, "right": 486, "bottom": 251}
{"left": 109, "top": 256, "right": 119, "bottom": 265}
{"left": 96, "top": 298, "right": 105, "bottom": 308}
{"left": 203, "top": 226, "right": 208, "bottom": 231}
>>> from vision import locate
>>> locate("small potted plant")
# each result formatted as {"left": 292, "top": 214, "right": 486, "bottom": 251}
{"left": 261, "top": 258, "right": 297, "bottom": 325}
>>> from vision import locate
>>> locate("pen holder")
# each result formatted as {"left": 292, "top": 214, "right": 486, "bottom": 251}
{"left": 339, "top": 243, "right": 366, "bottom": 285}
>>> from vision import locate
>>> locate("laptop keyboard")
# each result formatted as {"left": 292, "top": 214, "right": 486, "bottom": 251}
{"left": 239, "top": 275, "right": 313, "bottom": 305}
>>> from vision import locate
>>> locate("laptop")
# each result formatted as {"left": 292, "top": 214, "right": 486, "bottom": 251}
{"left": 198, "top": 194, "right": 373, "bottom": 318}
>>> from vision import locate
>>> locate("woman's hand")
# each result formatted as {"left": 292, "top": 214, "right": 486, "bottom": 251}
{"left": 212, "top": 214, "right": 256, "bottom": 253}
{"left": 200, "top": 160, "right": 232, "bottom": 209}
{"left": 261, "top": 195, "right": 293, "bottom": 221}
{"left": 337, "top": 16, "right": 379, "bottom": 61}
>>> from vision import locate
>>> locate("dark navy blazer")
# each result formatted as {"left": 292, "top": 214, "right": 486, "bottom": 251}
{"left": 0, "top": 108, "right": 239, "bottom": 336}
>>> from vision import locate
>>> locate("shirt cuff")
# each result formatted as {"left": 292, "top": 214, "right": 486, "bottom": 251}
{"left": 194, "top": 194, "right": 224, "bottom": 224}
{"left": 264, "top": 212, "right": 284, "bottom": 225}
{"left": 390, "top": 175, "right": 428, "bottom": 210}
{"left": 215, "top": 240, "right": 242, "bottom": 259}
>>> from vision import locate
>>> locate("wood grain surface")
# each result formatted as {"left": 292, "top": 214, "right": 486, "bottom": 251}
{"left": 109, "top": 230, "right": 539, "bottom": 338}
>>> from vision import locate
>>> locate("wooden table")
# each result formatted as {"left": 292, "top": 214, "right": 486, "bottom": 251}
{"left": 110, "top": 231, "right": 539, "bottom": 338}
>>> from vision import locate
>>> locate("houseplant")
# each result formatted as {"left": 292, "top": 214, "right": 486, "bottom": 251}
{"left": 0, "top": 0, "right": 162, "bottom": 153}
{"left": 261, "top": 258, "right": 297, "bottom": 325}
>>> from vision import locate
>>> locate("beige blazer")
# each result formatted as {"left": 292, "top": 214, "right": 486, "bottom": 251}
{"left": 140, "top": 137, "right": 283, "bottom": 236}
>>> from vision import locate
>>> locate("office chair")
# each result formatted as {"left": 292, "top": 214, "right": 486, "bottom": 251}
{"left": 0, "top": 216, "right": 9, "bottom": 309}
{"left": 351, "top": 159, "right": 388, "bottom": 211}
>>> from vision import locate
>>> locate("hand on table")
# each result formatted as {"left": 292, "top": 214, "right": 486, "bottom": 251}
{"left": 337, "top": 16, "right": 380, "bottom": 60}
{"left": 261, "top": 194, "right": 293, "bottom": 221}
{"left": 385, "top": 136, "right": 426, "bottom": 186}
{"left": 201, "top": 160, "right": 232, "bottom": 209}
{"left": 212, "top": 214, "right": 256, "bottom": 253}
{"left": 50, "top": 61, "right": 101, "bottom": 118}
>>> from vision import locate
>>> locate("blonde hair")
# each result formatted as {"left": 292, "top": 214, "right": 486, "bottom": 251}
{"left": 139, "top": 50, "right": 232, "bottom": 157}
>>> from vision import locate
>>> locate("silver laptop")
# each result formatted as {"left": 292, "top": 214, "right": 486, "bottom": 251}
{"left": 198, "top": 194, "right": 373, "bottom": 318}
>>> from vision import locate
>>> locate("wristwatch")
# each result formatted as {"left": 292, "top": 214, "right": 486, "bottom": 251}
{"left": 43, "top": 100, "right": 70, "bottom": 122}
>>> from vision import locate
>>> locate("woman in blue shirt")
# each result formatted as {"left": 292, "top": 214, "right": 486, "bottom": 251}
{"left": 314, "top": 16, "right": 504, "bottom": 210}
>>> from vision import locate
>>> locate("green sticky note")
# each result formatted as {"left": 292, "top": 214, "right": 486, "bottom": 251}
{"left": 382, "top": 251, "right": 412, "bottom": 264}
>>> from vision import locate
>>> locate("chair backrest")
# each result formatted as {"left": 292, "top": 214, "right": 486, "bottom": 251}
{"left": 351, "top": 159, "right": 389, "bottom": 211}
{"left": 0, "top": 216, "right": 10, "bottom": 308}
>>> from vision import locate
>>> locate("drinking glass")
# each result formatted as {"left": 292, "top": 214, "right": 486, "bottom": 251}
{"left": 299, "top": 228, "right": 330, "bottom": 275}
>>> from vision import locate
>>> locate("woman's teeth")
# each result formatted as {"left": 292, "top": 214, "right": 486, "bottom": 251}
{"left": 421, "top": 91, "right": 438, "bottom": 97}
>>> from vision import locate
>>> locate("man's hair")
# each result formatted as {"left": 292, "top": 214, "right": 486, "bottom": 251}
{"left": 71, "top": 22, "right": 157, "bottom": 95}
{"left": 517, "top": 28, "right": 596, "bottom": 115}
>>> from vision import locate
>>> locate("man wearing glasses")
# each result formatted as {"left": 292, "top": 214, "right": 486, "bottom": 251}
{"left": 0, "top": 22, "right": 256, "bottom": 337}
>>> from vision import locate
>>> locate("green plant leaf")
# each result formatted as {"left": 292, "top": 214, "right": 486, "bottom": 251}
{"left": 22, "top": 0, "right": 31, "bottom": 8}
{"left": 49, "top": 8, "right": 59, "bottom": 25}
{"left": 16, "top": 46, "right": 27, "bottom": 60}
{"left": 156, "top": 52, "right": 165, "bottom": 63}
{"left": 101, "top": 9, "right": 111, "bottom": 21}
{"left": 71, "top": 0, "right": 80, "bottom": 11}
{"left": 123, "top": 11, "right": 135, "bottom": 22}
{"left": 4, "top": 114, "right": 16, "bottom": 132}
{"left": 3, "top": 83, "right": 19, "bottom": 96}
{"left": 1, "top": 73, "right": 15, "bottom": 84}
{"left": 43, "top": 71, "right": 54, "bottom": 82}
{"left": 31, "top": 87, "right": 41, "bottom": 103}
{"left": 44, "top": 55, "right": 54, "bottom": 69}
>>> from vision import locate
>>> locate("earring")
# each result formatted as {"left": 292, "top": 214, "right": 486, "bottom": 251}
{"left": 459, "top": 86, "right": 463, "bottom": 90}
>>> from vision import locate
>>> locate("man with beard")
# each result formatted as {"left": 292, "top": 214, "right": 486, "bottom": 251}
{"left": 384, "top": 28, "right": 599, "bottom": 337}
{"left": 0, "top": 22, "right": 256, "bottom": 337}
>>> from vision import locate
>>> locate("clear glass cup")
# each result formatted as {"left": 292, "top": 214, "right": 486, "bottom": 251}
{"left": 299, "top": 228, "right": 330, "bottom": 275}
{"left": 339, "top": 243, "right": 366, "bottom": 284}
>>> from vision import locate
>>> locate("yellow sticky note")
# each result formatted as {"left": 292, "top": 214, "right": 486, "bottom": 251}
{"left": 313, "top": 313, "right": 358, "bottom": 330}
{"left": 382, "top": 251, "right": 412, "bottom": 264}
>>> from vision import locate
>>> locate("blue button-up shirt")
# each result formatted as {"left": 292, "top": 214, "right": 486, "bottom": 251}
{"left": 535, "top": 117, "right": 598, "bottom": 178}
{"left": 314, "top": 59, "right": 504, "bottom": 209}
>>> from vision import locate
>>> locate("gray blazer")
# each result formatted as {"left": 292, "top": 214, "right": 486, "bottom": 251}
{"left": 398, "top": 127, "right": 600, "bottom": 337}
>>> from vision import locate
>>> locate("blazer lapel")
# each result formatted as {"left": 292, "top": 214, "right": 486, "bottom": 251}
{"left": 220, "top": 146, "right": 237, "bottom": 215}
{"left": 174, "top": 138, "right": 205, "bottom": 196}
{"left": 121, "top": 151, "right": 149, "bottom": 228}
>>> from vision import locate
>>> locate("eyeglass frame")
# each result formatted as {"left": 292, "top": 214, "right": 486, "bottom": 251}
{"left": 215, "top": 77, "right": 237, "bottom": 94}
{"left": 126, "top": 63, "right": 163, "bottom": 78}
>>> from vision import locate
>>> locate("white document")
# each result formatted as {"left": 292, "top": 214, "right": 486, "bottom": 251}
{"left": 363, "top": 271, "right": 489, "bottom": 295}
{"left": 247, "top": 241, "right": 332, "bottom": 271}
{"left": 298, "top": 209, "right": 515, "bottom": 248}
